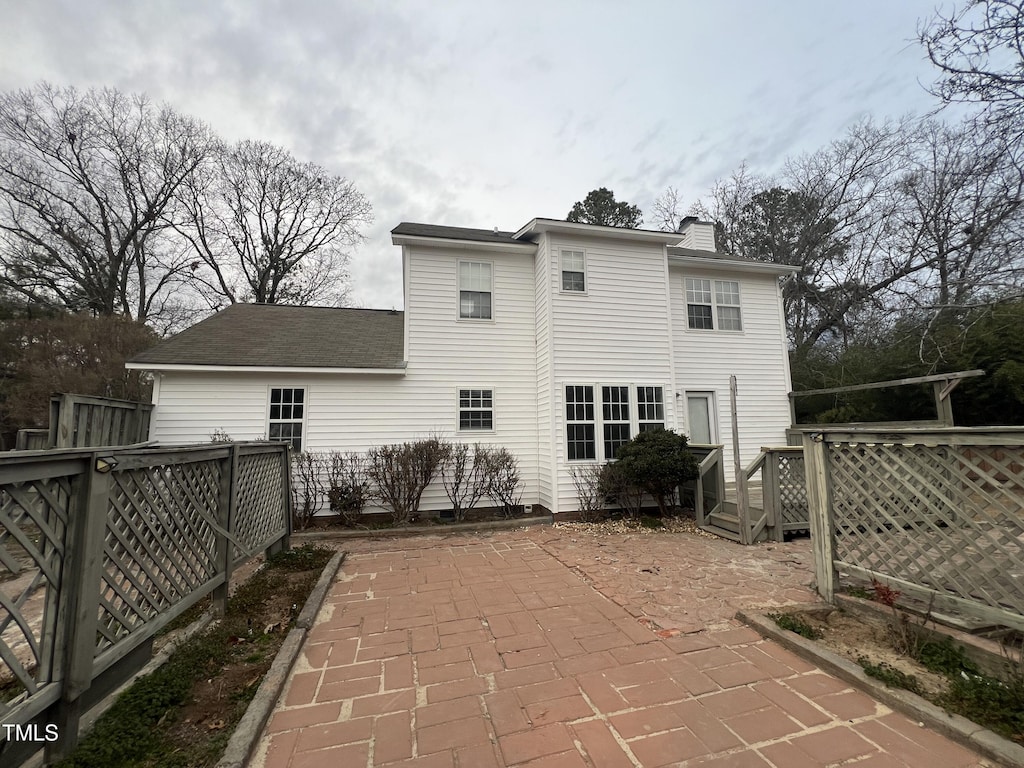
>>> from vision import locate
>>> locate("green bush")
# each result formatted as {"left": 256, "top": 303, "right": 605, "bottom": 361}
{"left": 613, "top": 429, "right": 698, "bottom": 516}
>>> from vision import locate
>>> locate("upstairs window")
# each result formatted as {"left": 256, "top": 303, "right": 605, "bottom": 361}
{"left": 560, "top": 249, "right": 586, "bottom": 292}
{"left": 685, "top": 277, "right": 742, "bottom": 331}
{"left": 268, "top": 387, "right": 305, "bottom": 451}
{"left": 459, "top": 261, "right": 492, "bottom": 319}
{"left": 715, "top": 280, "right": 742, "bottom": 330}
{"left": 685, "top": 278, "right": 714, "bottom": 329}
{"left": 565, "top": 385, "right": 596, "bottom": 461}
{"left": 459, "top": 389, "right": 493, "bottom": 430}
{"left": 637, "top": 386, "right": 665, "bottom": 432}
{"left": 602, "top": 386, "right": 630, "bottom": 459}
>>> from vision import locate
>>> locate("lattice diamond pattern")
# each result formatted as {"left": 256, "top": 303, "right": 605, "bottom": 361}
{"left": 97, "top": 462, "right": 220, "bottom": 655}
{"left": 828, "top": 441, "right": 1024, "bottom": 617}
{"left": 777, "top": 454, "right": 808, "bottom": 526}
{"left": 232, "top": 453, "right": 287, "bottom": 563}
{"left": 0, "top": 476, "right": 72, "bottom": 713}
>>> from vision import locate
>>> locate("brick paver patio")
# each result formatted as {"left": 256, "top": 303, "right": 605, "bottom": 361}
{"left": 253, "top": 527, "right": 996, "bottom": 767}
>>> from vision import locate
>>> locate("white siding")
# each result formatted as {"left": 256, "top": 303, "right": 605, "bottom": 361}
{"left": 534, "top": 235, "right": 555, "bottom": 512}
{"left": 547, "top": 236, "right": 676, "bottom": 513}
{"left": 670, "top": 264, "right": 792, "bottom": 472}
{"left": 144, "top": 226, "right": 794, "bottom": 520}
{"left": 149, "top": 244, "right": 539, "bottom": 514}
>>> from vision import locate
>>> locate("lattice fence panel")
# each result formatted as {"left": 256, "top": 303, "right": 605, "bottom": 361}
{"left": 828, "top": 440, "right": 1024, "bottom": 618}
{"left": 233, "top": 452, "right": 286, "bottom": 563}
{"left": 97, "top": 461, "right": 221, "bottom": 656}
{"left": 776, "top": 453, "right": 809, "bottom": 528}
{"left": 0, "top": 475, "right": 73, "bottom": 717}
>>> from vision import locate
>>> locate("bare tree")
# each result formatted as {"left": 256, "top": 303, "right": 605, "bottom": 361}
{"left": 0, "top": 83, "right": 213, "bottom": 324}
{"left": 693, "top": 117, "right": 1024, "bottom": 360}
{"left": 651, "top": 186, "right": 686, "bottom": 232}
{"left": 177, "top": 140, "right": 372, "bottom": 307}
{"left": 920, "top": 0, "right": 1024, "bottom": 132}
{"left": 893, "top": 120, "right": 1024, "bottom": 312}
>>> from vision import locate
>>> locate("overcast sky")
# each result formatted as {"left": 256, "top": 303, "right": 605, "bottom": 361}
{"left": 0, "top": 1, "right": 954, "bottom": 310}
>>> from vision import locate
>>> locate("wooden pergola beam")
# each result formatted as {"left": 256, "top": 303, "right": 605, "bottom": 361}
{"left": 789, "top": 369, "right": 985, "bottom": 398}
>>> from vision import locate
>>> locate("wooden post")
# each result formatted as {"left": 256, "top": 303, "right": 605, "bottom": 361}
{"left": 763, "top": 449, "right": 782, "bottom": 542}
{"left": 213, "top": 444, "right": 239, "bottom": 618}
{"left": 933, "top": 381, "right": 955, "bottom": 427}
{"left": 730, "top": 376, "right": 750, "bottom": 544}
{"left": 802, "top": 432, "right": 837, "bottom": 602}
{"left": 278, "top": 446, "right": 293, "bottom": 553}
{"left": 47, "top": 453, "right": 109, "bottom": 761}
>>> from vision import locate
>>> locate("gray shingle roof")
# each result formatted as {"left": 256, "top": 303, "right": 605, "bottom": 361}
{"left": 130, "top": 304, "right": 405, "bottom": 369}
{"left": 392, "top": 222, "right": 520, "bottom": 243}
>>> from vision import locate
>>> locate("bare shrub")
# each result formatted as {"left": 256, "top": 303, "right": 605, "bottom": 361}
{"left": 598, "top": 461, "right": 645, "bottom": 519}
{"left": 290, "top": 451, "right": 327, "bottom": 530}
{"left": 439, "top": 442, "right": 490, "bottom": 522}
{"left": 209, "top": 428, "right": 233, "bottom": 443}
{"left": 366, "top": 438, "right": 445, "bottom": 524}
{"left": 569, "top": 463, "right": 606, "bottom": 522}
{"left": 325, "top": 451, "right": 369, "bottom": 526}
{"left": 484, "top": 447, "right": 523, "bottom": 518}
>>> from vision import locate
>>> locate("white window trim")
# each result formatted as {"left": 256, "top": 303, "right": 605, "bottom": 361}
{"left": 684, "top": 276, "right": 744, "bottom": 333}
{"left": 266, "top": 385, "right": 308, "bottom": 451}
{"left": 457, "top": 259, "right": 495, "bottom": 322}
{"left": 456, "top": 386, "right": 496, "bottom": 433}
{"left": 559, "top": 248, "right": 588, "bottom": 295}
{"left": 565, "top": 383, "right": 669, "bottom": 462}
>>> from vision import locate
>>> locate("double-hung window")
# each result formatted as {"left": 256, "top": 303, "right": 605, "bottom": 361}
{"left": 459, "top": 261, "right": 492, "bottom": 319}
{"left": 560, "top": 249, "right": 586, "bottom": 292}
{"left": 685, "top": 277, "right": 742, "bottom": 331}
{"left": 458, "top": 389, "right": 493, "bottom": 430}
{"left": 637, "top": 386, "right": 665, "bottom": 432}
{"left": 565, "top": 385, "right": 596, "bottom": 460}
{"left": 268, "top": 387, "right": 305, "bottom": 451}
{"left": 602, "top": 386, "right": 630, "bottom": 459}
{"left": 715, "top": 280, "right": 742, "bottom": 330}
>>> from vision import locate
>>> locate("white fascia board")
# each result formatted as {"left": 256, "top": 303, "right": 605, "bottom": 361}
{"left": 514, "top": 218, "right": 685, "bottom": 245}
{"left": 124, "top": 363, "right": 408, "bottom": 374}
{"left": 668, "top": 255, "right": 799, "bottom": 276}
{"left": 391, "top": 234, "right": 536, "bottom": 255}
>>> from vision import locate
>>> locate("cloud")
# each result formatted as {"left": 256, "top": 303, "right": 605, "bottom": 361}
{"left": 1, "top": 0, "right": 953, "bottom": 311}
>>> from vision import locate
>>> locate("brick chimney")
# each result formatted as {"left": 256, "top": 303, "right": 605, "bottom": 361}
{"left": 677, "top": 216, "right": 716, "bottom": 252}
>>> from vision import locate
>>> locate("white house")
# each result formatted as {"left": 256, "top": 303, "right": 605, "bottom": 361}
{"left": 127, "top": 217, "right": 798, "bottom": 517}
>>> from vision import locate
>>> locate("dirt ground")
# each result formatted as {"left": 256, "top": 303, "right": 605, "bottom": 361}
{"left": 780, "top": 606, "right": 952, "bottom": 699}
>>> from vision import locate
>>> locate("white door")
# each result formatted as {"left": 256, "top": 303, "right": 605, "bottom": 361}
{"left": 686, "top": 393, "right": 715, "bottom": 444}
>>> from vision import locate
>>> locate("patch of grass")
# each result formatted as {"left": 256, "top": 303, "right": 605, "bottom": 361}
{"left": 266, "top": 543, "right": 334, "bottom": 572}
{"left": 768, "top": 612, "right": 822, "bottom": 641}
{"left": 916, "top": 636, "right": 978, "bottom": 677}
{"left": 858, "top": 657, "right": 922, "bottom": 694}
{"left": 941, "top": 672, "right": 1024, "bottom": 742}
{"left": 639, "top": 516, "right": 663, "bottom": 529}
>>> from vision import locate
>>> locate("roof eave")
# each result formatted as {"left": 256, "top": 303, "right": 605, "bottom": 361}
{"left": 392, "top": 233, "right": 537, "bottom": 254}
{"left": 514, "top": 218, "right": 684, "bottom": 245}
{"left": 125, "top": 363, "right": 408, "bottom": 374}
{"left": 668, "top": 255, "right": 800, "bottom": 275}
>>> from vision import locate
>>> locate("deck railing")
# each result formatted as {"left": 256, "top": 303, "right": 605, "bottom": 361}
{"left": 684, "top": 445, "right": 726, "bottom": 528}
{"left": 803, "top": 427, "right": 1024, "bottom": 632}
{"left": 0, "top": 441, "right": 291, "bottom": 764}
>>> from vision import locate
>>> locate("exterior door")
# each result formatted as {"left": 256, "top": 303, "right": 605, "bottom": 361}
{"left": 686, "top": 393, "right": 715, "bottom": 445}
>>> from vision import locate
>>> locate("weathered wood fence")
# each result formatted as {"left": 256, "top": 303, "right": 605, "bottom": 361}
{"left": 803, "top": 427, "right": 1024, "bottom": 632}
{"left": 688, "top": 445, "right": 808, "bottom": 544}
{"left": 0, "top": 441, "right": 291, "bottom": 764}
{"left": 685, "top": 444, "right": 727, "bottom": 532}
{"left": 13, "top": 394, "right": 153, "bottom": 452}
